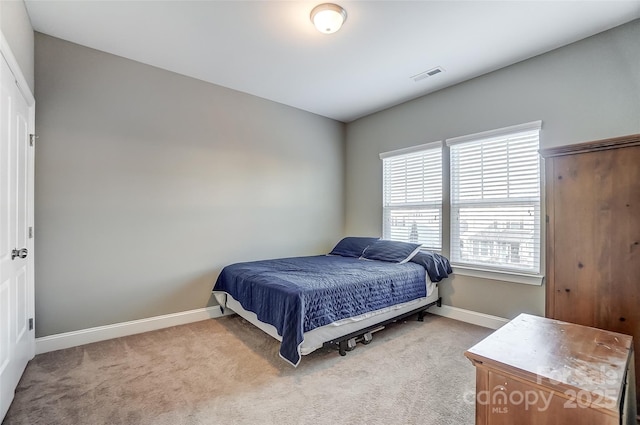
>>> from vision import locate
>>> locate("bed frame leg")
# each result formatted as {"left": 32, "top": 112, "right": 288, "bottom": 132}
{"left": 338, "top": 338, "right": 357, "bottom": 355}
{"left": 417, "top": 297, "right": 443, "bottom": 322}
{"left": 338, "top": 340, "right": 348, "bottom": 356}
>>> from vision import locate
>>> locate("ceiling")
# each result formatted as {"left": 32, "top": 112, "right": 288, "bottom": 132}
{"left": 24, "top": 1, "right": 640, "bottom": 123}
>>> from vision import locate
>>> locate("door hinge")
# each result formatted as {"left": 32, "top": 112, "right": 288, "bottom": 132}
{"left": 545, "top": 215, "right": 549, "bottom": 223}
{"left": 29, "top": 226, "right": 33, "bottom": 239}
{"left": 28, "top": 318, "right": 33, "bottom": 331}
{"left": 29, "top": 134, "right": 38, "bottom": 147}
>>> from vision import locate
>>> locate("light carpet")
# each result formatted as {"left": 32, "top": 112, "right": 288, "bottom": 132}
{"left": 3, "top": 313, "right": 493, "bottom": 425}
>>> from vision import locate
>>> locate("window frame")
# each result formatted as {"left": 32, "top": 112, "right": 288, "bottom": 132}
{"left": 446, "top": 121, "right": 544, "bottom": 285}
{"left": 380, "top": 141, "right": 443, "bottom": 252}
{"left": 379, "top": 122, "right": 545, "bottom": 286}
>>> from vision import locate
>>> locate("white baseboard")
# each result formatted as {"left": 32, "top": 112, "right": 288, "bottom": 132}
{"left": 36, "top": 304, "right": 507, "bottom": 355}
{"left": 427, "top": 304, "right": 509, "bottom": 330}
{"left": 35, "top": 306, "right": 229, "bottom": 355}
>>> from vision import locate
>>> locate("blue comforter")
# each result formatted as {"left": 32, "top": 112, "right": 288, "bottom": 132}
{"left": 213, "top": 254, "right": 451, "bottom": 366}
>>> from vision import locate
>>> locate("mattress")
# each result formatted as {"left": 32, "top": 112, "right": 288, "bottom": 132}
{"left": 212, "top": 254, "right": 443, "bottom": 366}
{"left": 217, "top": 278, "right": 438, "bottom": 356}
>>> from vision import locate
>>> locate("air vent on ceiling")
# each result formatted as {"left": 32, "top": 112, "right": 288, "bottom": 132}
{"left": 411, "top": 67, "right": 444, "bottom": 82}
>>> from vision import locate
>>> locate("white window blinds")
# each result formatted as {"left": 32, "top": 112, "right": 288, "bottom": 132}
{"left": 448, "top": 122, "right": 541, "bottom": 274}
{"left": 381, "top": 142, "right": 442, "bottom": 250}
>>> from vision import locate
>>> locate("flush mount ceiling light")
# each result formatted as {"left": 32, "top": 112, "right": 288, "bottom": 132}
{"left": 310, "top": 3, "right": 347, "bottom": 34}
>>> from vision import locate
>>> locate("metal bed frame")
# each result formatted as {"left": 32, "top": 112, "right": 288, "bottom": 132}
{"left": 324, "top": 297, "right": 443, "bottom": 356}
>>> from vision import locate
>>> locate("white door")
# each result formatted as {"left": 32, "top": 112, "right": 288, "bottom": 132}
{"left": 0, "top": 51, "right": 35, "bottom": 420}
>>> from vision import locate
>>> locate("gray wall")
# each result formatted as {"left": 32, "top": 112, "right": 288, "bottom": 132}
{"left": 34, "top": 33, "right": 345, "bottom": 337}
{"left": 0, "top": 0, "right": 34, "bottom": 92}
{"left": 344, "top": 20, "right": 640, "bottom": 319}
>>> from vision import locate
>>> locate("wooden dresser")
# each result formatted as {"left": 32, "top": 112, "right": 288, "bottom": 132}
{"left": 465, "top": 313, "right": 636, "bottom": 425}
{"left": 540, "top": 134, "right": 640, "bottom": 413}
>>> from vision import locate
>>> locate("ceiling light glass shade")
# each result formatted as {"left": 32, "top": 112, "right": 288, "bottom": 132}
{"left": 310, "top": 3, "right": 347, "bottom": 34}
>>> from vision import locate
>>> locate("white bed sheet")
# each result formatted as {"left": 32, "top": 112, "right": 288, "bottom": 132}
{"left": 215, "top": 276, "right": 438, "bottom": 356}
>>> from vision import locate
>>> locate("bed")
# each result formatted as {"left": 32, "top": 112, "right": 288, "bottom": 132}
{"left": 212, "top": 237, "right": 452, "bottom": 366}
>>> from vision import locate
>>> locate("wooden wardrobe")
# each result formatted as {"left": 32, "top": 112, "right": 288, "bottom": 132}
{"left": 541, "top": 133, "right": 640, "bottom": 414}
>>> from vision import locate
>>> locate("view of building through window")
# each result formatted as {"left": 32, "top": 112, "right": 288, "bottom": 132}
{"left": 386, "top": 207, "right": 441, "bottom": 249}
{"left": 456, "top": 207, "right": 536, "bottom": 269}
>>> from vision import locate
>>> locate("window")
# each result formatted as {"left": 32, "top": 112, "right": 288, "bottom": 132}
{"left": 380, "top": 141, "right": 442, "bottom": 251}
{"left": 448, "top": 121, "right": 541, "bottom": 275}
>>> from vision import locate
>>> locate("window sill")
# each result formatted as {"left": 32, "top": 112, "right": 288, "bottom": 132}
{"left": 451, "top": 265, "right": 544, "bottom": 286}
